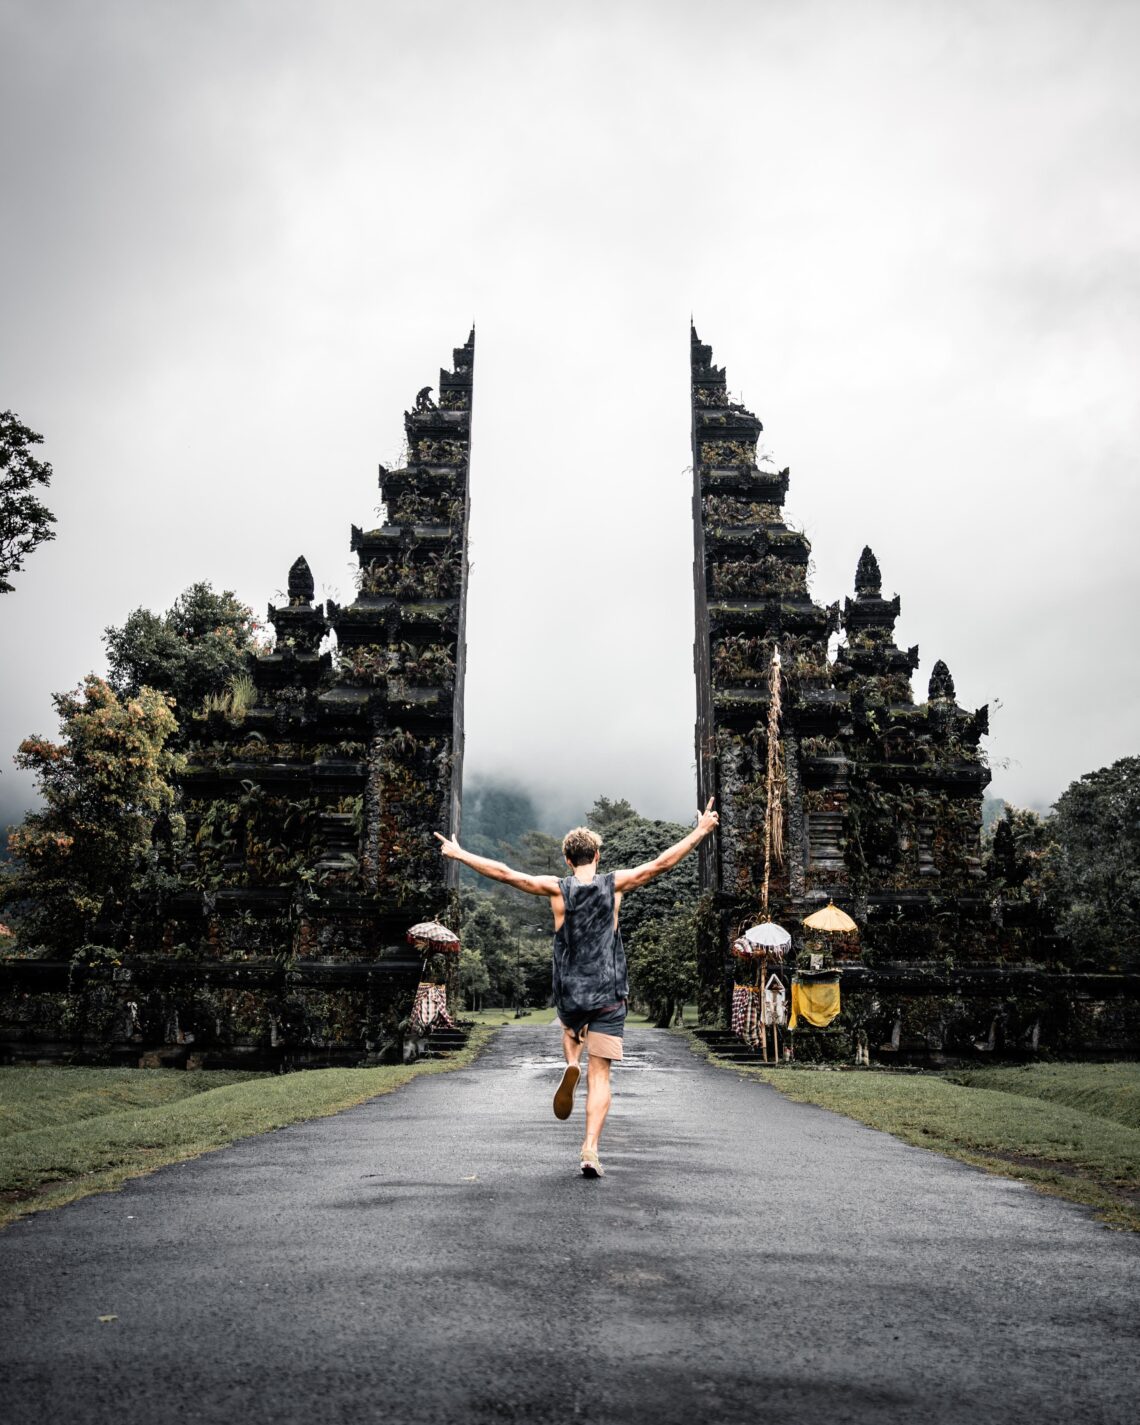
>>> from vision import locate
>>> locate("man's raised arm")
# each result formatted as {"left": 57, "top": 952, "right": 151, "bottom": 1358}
{"left": 434, "top": 833, "right": 562, "bottom": 898}
{"left": 612, "top": 798, "right": 719, "bottom": 893}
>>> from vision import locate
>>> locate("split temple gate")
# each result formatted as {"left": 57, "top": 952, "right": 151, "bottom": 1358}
{"left": 1, "top": 323, "right": 1137, "bottom": 1065}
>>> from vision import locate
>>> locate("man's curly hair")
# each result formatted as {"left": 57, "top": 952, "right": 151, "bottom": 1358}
{"left": 561, "top": 826, "right": 602, "bottom": 867}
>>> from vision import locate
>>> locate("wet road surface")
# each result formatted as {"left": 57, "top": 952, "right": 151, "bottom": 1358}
{"left": 1, "top": 1025, "right": 1137, "bottom": 1424}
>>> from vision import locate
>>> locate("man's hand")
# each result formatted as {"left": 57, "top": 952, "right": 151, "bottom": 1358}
{"left": 613, "top": 798, "right": 718, "bottom": 892}
{"left": 434, "top": 832, "right": 461, "bottom": 859}
{"left": 696, "top": 797, "right": 719, "bottom": 839}
{"left": 433, "top": 830, "right": 561, "bottom": 899}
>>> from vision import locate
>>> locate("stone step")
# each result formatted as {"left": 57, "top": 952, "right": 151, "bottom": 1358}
{"left": 691, "top": 1029, "right": 790, "bottom": 1066}
{"left": 423, "top": 1029, "right": 470, "bottom": 1058}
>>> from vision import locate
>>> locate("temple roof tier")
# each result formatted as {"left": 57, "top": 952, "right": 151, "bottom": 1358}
{"left": 855, "top": 759, "right": 992, "bottom": 792}
{"left": 265, "top": 606, "right": 328, "bottom": 654}
{"left": 351, "top": 525, "right": 456, "bottom": 558}
{"left": 690, "top": 325, "right": 729, "bottom": 390}
{"left": 709, "top": 598, "right": 838, "bottom": 637}
{"left": 836, "top": 643, "right": 920, "bottom": 675}
{"left": 180, "top": 760, "right": 365, "bottom": 794}
{"left": 691, "top": 324, "right": 763, "bottom": 429}
{"left": 699, "top": 468, "right": 790, "bottom": 500}
{"left": 694, "top": 406, "right": 763, "bottom": 443}
{"left": 403, "top": 397, "right": 470, "bottom": 430}
{"left": 843, "top": 592, "right": 902, "bottom": 633}
{"left": 799, "top": 753, "right": 852, "bottom": 786}
{"left": 443, "top": 327, "right": 475, "bottom": 380}
{"left": 378, "top": 466, "right": 465, "bottom": 499}
{"left": 701, "top": 526, "right": 771, "bottom": 555}
{"left": 326, "top": 598, "right": 460, "bottom": 646}
{"left": 251, "top": 648, "right": 330, "bottom": 689}
{"left": 862, "top": 892, "right": 993, "bottom": 919}
{"left": 265, "top": 554, "right": 329, "bottom": 654}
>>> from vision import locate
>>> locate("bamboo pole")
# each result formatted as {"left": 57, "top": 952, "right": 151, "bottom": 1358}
{"left": 760, "top": 647, "right": 783, "bottom": 917}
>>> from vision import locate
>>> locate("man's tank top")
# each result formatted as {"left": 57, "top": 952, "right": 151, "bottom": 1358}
{"left": 551, "top": 871, "right": 628, "bottom": 1015}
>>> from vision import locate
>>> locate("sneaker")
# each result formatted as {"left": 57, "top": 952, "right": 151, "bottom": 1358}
{"left": 553, "top": 1063, "right": 580, "bottom": 1120}
{"left": 579, "top": 1147, "right": 604, "bottom": 1179}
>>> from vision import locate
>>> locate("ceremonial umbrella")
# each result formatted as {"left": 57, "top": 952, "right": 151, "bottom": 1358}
{"left": 744, "top": 921, "right": 792, "bottom": 952}
{"left": 406, "top": 920, "right": 461, "bottom": 953}
{"left": 801, "top": 901, "right": 858, "bottom": 933}
{"left": 741, "top": 921, "right": 792, "bottom": 1062}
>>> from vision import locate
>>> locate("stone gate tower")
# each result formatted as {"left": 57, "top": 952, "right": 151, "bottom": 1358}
{"left": 0, "top": 332, "right": 476, "bottom": 1067}
{"left": 691, "top": 326, "right": 995, "bottom": 1055}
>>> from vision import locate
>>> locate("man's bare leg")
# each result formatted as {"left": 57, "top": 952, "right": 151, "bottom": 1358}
{"left": 553, "top": 1027, "right": 582, "bottom": 1120}
{"left": 582, "top": 1053, "right": 612, "bottom": 1155}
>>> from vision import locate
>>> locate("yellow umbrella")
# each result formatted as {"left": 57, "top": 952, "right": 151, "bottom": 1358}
{"left": 802, "top": 901, "right": 858, "bottom": 933}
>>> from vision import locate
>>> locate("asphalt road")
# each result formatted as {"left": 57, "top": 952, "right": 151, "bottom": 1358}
{"left": 2, "top": 1026, "right": 1137, "bottom": 1425}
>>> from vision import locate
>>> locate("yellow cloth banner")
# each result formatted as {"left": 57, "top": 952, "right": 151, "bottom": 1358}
{"left": 789, "top": 979, "right": 841, "bottom": 1029}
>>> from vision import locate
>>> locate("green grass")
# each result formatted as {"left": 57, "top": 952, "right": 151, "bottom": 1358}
{"left": 463, "top": 1006, "right": 561, "bottom": 1026}
{"left": 0, "top": 1065, "right": 265, "bottom": 1137}
{"left": 688, "top": 1036, "right": 1140, "bottom": 1231}
{"left": 461, "top": 1005, "right": 657, "bottom": 1027}
{"left": 946, "top": 1062, "right": 1140, "bottom": 1132}
{"left": 0, "top": 1028, "right": 493, "bottom": 1229}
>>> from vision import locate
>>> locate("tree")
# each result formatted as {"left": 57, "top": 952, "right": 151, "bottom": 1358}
{"left": 457, "top": 822, "right": 563, "bottom": 924}
{"left": 626, "top": 913, "right": 698, "bottom": 1027}
{"left": 458, "top": 947, "right": 490, "bottom": 1010}
{"left": 0, "top": 678, "right": 178, "bottom": 951}
{"left": 517, "top": 829, "right": 564, "bottom": 876}
{"left": 1051, "top": 756, "right": 1140, "bottom": 970}
{"left": 981, "top": 795, "right": 1007, "bottom": 834}
{"left": 460, "top": 898, "right": 516, "bottom": 1003}
{"left": 594, "top": 813, "right": 699, "bottom": 942}
{"left": 987, "top": 805, "right": 1058, "bottom": 904}
{"left": 104, "top": 582, "right": 265, "bottom": 731}
{"left": 0, "top": 411, "right": 56, "bottom": 594}
{"left": 516, "top": 936, "right": 553, "bottom": 1008}
{"left": 458, "top": 893, "right": 553, "bottom": 1007}
{"left": 586, "top": 796, "right": 638, "bottom": 833}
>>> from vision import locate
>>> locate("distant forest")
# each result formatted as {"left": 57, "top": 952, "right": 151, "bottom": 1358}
{"left": 455, "top": 780, "right": 700, "bottom": 1023}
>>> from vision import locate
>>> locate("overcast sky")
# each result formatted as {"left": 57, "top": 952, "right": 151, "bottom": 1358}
{"left": 1, "top": 0, "right": 1137, "bottom": 835}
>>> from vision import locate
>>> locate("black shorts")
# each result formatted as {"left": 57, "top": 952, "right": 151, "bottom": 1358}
{"left": 557, "top": 1001, "right": 626, "bottom": 1060}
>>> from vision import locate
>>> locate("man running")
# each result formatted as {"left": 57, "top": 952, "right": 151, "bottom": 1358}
{"left": 434, "top": 799, "right": 719, "bottom": 1178}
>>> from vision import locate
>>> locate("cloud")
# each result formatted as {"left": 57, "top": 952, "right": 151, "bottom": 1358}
{"left": 0, "top": 0, "right": 1136, "bottom": 828}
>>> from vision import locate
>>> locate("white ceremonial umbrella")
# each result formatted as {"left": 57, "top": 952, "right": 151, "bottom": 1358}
{"left": 744, "top": 922, "right": 792, "bottom": 950}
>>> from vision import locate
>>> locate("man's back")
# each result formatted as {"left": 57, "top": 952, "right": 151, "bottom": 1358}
{"left": 553, "top": 872, "right": 627, "bottom": 1015}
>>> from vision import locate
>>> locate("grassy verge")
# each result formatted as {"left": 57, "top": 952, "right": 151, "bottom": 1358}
{"left": 461, "top": 1006, "right": 656, "bottom": 1027}
{"left": 946, "top": 1062, "right": 1140, "bottom": 1131}
{"left": 0, "top": 1065, "right": 266, "bottom": 1136}
{"left": 463, "top": 1006, "right": 560, "bottom": 1026}
{"left": 685, "top": 1033, "right": 1140, "bottom": 1231}
{"left": 0, "top": 1027, "right": 494, "bottom": 1229}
